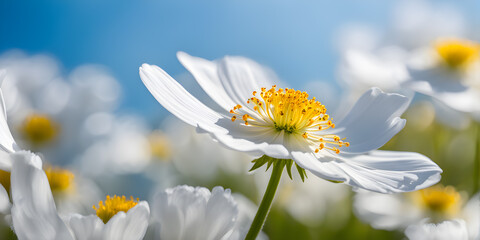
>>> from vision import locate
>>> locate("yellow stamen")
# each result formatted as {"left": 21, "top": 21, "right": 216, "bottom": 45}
{"left": 44, "top": 166, "right": 75, "bottom": 194}
{"left": 435, "top": 38, "right": 480, "bottom": 70}
{"left": 230, "top": 86, "right": 349, "bottom": 154}
{"left": 148, "top": 131, "right": 172, "bottom": 161}
{"left": 20, "top": 114, "right": 59, "bottom": 147}
{"left": 93, "top": 195, "right": 139, "bottom": 224}
{"left": 412, "top": 185, "right": 461, "bottom": 217}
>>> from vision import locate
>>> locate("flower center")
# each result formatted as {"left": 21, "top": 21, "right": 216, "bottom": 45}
{"left": 20, "top": 114, "right": 59, "bottom": 147}
{"left": 44, "top": 166, "right": 75, "bottom": 194}
{"left": 230, "top": 86, "right": 349, "bottom": 154}
{"left": 0, "top": 170, "right": 10, "bottom": 194}
{"left": 93, "top": 195, "right": 139, "bottom": 224}
{"left": 148, "top": 130, "right": 172, "bottom": 161}
{"left": 435, "top": 38, "right": 480, "bottom": 70}
{"left": 414, "top": 185, "right": 461, "bottom": 216}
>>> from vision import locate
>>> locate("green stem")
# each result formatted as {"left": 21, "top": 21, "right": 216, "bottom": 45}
{"left": 474, "top": 123, "right": 480, "bottom": 194}
{"left": 245, "top": 161, "right": 285, "bottom": 240}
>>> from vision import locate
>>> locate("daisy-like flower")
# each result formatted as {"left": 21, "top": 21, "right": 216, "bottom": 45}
{"left": 140, "top": 52, "right": 441, "bottom": 193}
{"left": 10, "top": 151, "right": 150, "bottom": 240}
{"left": 406, "top": 38, "right": 480, "bottom": 116}
{"left": 152, "top": 185, "right": 261, "bottom": 240}
{"left": 140, "top": 52, "right": 442, "bottom": 239}
{"left": 354, "top": 185, "right": 479, "bottom": 239}
{"left": 0, "top": 73, "right": 150, "bottom": 240}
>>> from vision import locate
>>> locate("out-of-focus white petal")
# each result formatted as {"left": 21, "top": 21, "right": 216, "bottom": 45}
{"left": 327, "top": 88, "right": 409, "bottom": 154}
{"left": 338, "top": 48, "right": 409, "bottom": 93}
{"left": 152, "top": 185, "right": 239, "bottom": 240}
{"left": 10, "top": 151, "right": 73, "bottom": 240}
{"left": 0, "top": 88, "right": 17, "bottom": 156}
{"left": 103, "top": 202, "right": 149, "bottom": 240}
{"left": 0, "top": 184, "right": 10, "bottom": 215}
{"left": 139, "top": 64, "right": 223, "bottom": 133}
{"left": 354, "top": 190, "right": 422, "bottom": 230}
{"left": 203, "top": 187, "right": 238, "bottom": 240}
{"left": 462, "top": 193, "right": 479, "bottom": 239}
{"left": 153, "top": 185, "right": 209, "bottom": 240}
{"left": 67, "top": 214, "right": 103, "bottom": 240}
{"left": 405, "top": 219, "right": 469, "bottom": 240}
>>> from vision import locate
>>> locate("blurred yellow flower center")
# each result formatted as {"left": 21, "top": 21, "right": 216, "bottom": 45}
{"left": 148, "top": 131, "right": 172, "bottom": 161}
{"left": 0, "top": 170, "right": 10, "bottom": 194}
{"left": 20, "top": 114, "right": 59, "bottom": 146}
{"left": 93, "top": 195, "right": 139, "bottom": 224}
{"left": 230, "top": 86, "right": 348, "bottom": 154}
{"left": 44, "top": 166, "right": 75, "bottom": 193}
{"left": 435, "top": 39, "right": 480, "bottom": 69}
{"left": 415, "top": 185, "right": 461, "bottom": 216}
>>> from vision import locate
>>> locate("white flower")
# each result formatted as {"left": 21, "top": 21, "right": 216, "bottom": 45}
{"left": 354, "top": 185, "right": 479, "bottom": 239}
{"left": 139, "top": 52, "right": 441, "bottom": 193}
{"left": 152, "top": 185, "right": 244, "bottom": 240}
{"left": 405, "top": 219, "right": 469, "bottom": 240}
{"left": 10, "top": 151, "right": 150, "bottom": 240}
{"left": 337, "top": 46, "right": 410, "bottom": 96}
{"left": 406, "top": 38, "right": 480, "bottom": 118}
{"left": 0, "top": 75, "right": 150, "bottom": 240}
{"left": 0, "top": 53, "right": 122, "bottom": 166}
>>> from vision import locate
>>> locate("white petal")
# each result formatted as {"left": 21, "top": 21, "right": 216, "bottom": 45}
{"left": 204, "top": 118, "right": 290, "bottom": 159}
{"left": 103, "top": 201, "right": 150, "bottom": 240}
{"left": 0, "top": 88, "right": 18, "bottom": 156}
{"left": 405, "top": 219, "right": 469, "bottom": 240}
{"left": 139, "top": 63, "right": 223, "bottom": 133}
{"left": 291, "top": 151, "right": 348, "bottom": 182}
{"left": 203, "top": 187, "right": 238, "bottom": 240}
{"left": 328, "top": 87, "right": 409, "bottom": 154}
{"left": 67, "top": 214, "right": 103, "bottom": 240}
{"left": 462, "top": 193, "right": 479, "bottom": 239}
{"left": 10, "top": 151, "right": 73, "bottom": 240}
{"left": 177, "top": 52, "right": 238, "bottom": 111}
{"left": 216, "top": 56, "right": 277, "bottom": 105}
{"left": 293, "top": 150, "right": 441, "bottom": 193}
{"left": 418, "top": 85, "right": 480, "bottom": 113}
{"left": 0, "top": 184, "right": 10, "bottom": 215}
{"left": 152, "top": 185, "right": 239, "bottom": 240}
{"left": 153, "top": 185, "right": 210, "bottom": 240}
{"left": 354, "top": 190, "right": 422, "bottom": 230}
{"left": 407, "top": 67, "right": 469, "bottom": 94}
{"left": 339, "top": 150, "right": 441, "bottom": 193}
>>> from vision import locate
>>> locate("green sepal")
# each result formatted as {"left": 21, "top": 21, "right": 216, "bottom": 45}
{"left": 295, "top": 163, "right": 307, "bottom": 182}
{"left": 249, "top": 155, "right": 270, "bottom": 172}
{"left": 326, "top": 179, "right": 343, "bottom": 183}
{"left": 249, "top": 155, "right": 307, "bottom": 182}
{"left": 285, "top": 160, "right": 293, "bottom": 180}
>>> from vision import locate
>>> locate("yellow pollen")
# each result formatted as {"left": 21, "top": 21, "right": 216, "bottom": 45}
{"left": 229, "top": 86, "right": 349, "bottom": 154}
{"left": 20, "top": 113, "right": 59, "bottom": 147}
{"left": 435, "top": 38, "right": 480, "bottom": 69}
{"left": 93, "top": 195, "right": 139, "bottom": 224}
{"left": 413, "top": 185, "right": 461, "bottom": 217}
{"left": 44, "top": 166, "right": 75, "bottom": 194}
{"left": 148, "top": 131, "right": 172, "bottom": 161}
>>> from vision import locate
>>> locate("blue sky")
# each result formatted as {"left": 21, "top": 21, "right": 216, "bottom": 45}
{"left": 0, "top": 0, "right": 478, "bottom": 116}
